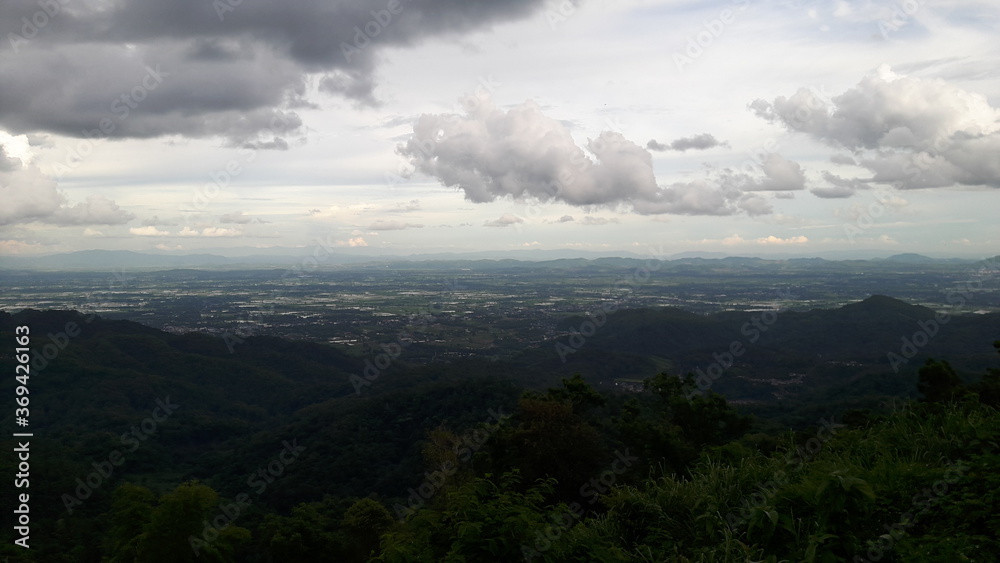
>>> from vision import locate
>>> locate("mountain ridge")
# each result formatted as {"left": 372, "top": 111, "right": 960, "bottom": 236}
{"left": 2, "top": 249, "right": 996, "bottom": 271}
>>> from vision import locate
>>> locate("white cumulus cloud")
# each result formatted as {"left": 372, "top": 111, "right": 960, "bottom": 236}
{"left": 130, "top": 226, "right": 170, "bottom": 236}
{"left": 752, "top": 65, "right": 1000, "bottom": 190}
{"left": 399, "top": 96, "right": 769, "bottom": 217}
{"left": 483, "top": 213, "right": 524, "bottom": 227}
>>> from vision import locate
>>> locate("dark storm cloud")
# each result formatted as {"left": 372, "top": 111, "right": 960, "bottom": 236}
{"left": 810, "top": 186, "right": 855, "bottom": 199}
{"left": 0, "top": 42, "right": 304, "bottom": 146}
{"left": 646, "top": 139, "right": 669, "bottom": 151}
{"left": 829, "top": 154, "right": 857, "bottom": 165}
{"left": 0, "top": 0, "right": 552, "bottom": 144}
{"left": 646, "top": 133, "right": 726, "bottom": 152}
{"left": 810, "top": 171, "right": 868, "bottom": 198}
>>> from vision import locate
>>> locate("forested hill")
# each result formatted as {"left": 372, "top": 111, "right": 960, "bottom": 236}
{"left": 4, "top": 295, "right": 999, "bottom": 408}
{"left": 1, "top": 301, "right": 998, "bottom": 561}
{"left": 3, "top": 295, "right": 999, "bottom": 419}
{"left": 554, "top": 294, "right": 999, "bottom": 363}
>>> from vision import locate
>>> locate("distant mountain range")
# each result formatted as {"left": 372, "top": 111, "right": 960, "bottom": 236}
{"left": 0, "top": 248, "right": 995, "bottom": 270}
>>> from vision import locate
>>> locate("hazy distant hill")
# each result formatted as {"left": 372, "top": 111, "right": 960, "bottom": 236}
{"left": 0, "top": 248, "right": 646, "bottom": 270}
{"left": 881, "top": 253, "right": 975, "bottom": 264}
{"left": 1, "top": 249, "right": 993, "bottom": 271}
{"left": 0, "top": 249, "right": 243, "bottom": 269}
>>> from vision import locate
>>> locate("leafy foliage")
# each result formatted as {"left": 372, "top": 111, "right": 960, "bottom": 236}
{"left": 0, "top": 309, "right": 997, "bottom": 562}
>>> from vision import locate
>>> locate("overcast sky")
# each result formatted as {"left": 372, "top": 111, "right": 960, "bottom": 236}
{"left": 1, "top": 0, "right": 998, "bottom": 258}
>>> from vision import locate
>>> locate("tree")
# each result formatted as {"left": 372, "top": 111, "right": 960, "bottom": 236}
{"left": 378, "top": 471, "right": 597, "bottom": 562}
{"left": 491, "top": 396, "right": 606, "bottom": 501}
{"left": 102, "top": 483, "right": 156, "bottom": 563}
{"left": 342, "top": 498, "right": 394, "bottom": 561}
{"left": 970, "top": 340, "right": 1000, "bottom": 407}
{"left": 917, "top": 358, "right": 963, "bottom": 403}
{"left": 256, "top": 497, "right": 350, "bottom": 562}
{"left": 543, "top": 373, "right": 606, "bottom": 415}
{"left": 120, "top": 481, "right": 251, "bottom": 563}
{"left": 619, "top": 373, "right": 750, "bottom": 474}
{"left": 653, "top": 372, "right": 750, "bottom": 446}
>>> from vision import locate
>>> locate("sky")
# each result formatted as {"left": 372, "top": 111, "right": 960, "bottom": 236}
{"left": 1, "top": 0, "right": 998, "bottom": 258}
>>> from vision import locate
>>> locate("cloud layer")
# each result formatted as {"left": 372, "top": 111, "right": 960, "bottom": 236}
{"left": 0, "top": 0, "right": 551, "bottom": 145}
